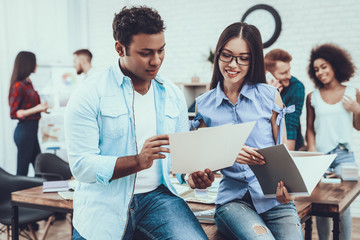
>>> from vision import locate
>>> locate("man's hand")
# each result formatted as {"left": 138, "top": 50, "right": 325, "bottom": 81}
{"left": 267, "top": 76, "right": 283, "bottom": 92}
{"left": 136, "top": 134, "right": 170, "bottom": 170}
{"left": 276, "top": 181, "right": 294, "bottom": 204}
{"left": 187, "top": 168, "right": 215, "bottom": 189}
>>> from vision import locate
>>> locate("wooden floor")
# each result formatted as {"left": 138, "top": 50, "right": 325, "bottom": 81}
{"left": 1, "top": 215, "right": 360, "bottom": 239}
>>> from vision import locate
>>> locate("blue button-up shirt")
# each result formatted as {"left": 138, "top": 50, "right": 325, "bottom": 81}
{"left": 64, "top": 60, "right": 188, "bottom": 239}
{"left": 193, "top": 82, "right": 292, "bottom": 214}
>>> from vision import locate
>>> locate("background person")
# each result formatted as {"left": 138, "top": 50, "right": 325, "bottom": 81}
{"left": 265, "top": 49, "right": 305, "bottom": 151}
{"left": 192, "top": 22, "right": 302, "bottom": 240}
{"left": 306, "top": 43, "right": 360, "bottom": 240}
{"left": 8, "top": 51, "right": 49, "bottom": 176}
{"left": 73, "top": 49, "right": 94, "bottom": 78}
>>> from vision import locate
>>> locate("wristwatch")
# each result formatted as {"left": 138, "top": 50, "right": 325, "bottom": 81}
{"left": 184, "top": 173, "right": 191, "bottom": 183}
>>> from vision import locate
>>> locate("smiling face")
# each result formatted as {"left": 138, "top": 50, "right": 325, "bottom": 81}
{"left": 272, "top": 61, "right": 291, "bottom": 88}
{"left": 118, "top": 32, "right": 165, "bottom": 84}
{"left": 313, "top": 58, "right": 336, "bottom": 85}
{"left": 218, "top": 37, "right": 250, "bottom": 89}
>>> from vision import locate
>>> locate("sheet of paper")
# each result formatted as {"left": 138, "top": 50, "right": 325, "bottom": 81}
{"left": 169, "top": 121, "right": 255, "bottom": 173}
{"left": 294, "top": 154, "right": 336, "bottom": 195}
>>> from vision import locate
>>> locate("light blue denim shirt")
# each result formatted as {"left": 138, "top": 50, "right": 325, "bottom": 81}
{"left": 193, "top": 82, "right": 293, "bottom": 214}
{"left": 64, "top": 60, "right": 189, "bottom": 240}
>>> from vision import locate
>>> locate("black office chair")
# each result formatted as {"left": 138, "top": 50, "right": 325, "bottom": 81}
{"left": 0, "top": 167, "right": 54, "bottom": 240}
{"left": 35, "top": 153, "right": 72, "bottom": 181}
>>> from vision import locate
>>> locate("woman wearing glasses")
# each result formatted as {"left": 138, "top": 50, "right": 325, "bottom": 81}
{"left": 191, "top": 22, "right": 302, "bottom": 239}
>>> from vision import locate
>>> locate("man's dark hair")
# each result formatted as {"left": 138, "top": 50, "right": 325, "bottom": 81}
{"left": 112, "top": 6, "right": 165, "bottom": 52}
{"left": 73, "top": 49, "right": 93, "bottom": 62}
{"left": 308, "top": 43, "right": 356, "bottom": 87}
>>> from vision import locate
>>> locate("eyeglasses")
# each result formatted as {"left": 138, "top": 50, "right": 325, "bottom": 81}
{"left": 218, "top": 52, "right": 250, "bottom": 66}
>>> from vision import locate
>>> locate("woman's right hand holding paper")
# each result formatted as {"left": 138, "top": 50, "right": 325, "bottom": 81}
{"left": 235, "top": 145, "right": 265, "bottom": 165}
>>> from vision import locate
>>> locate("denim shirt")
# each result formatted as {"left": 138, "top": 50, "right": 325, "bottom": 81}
{"left": 193, "top": 82, "right": 293, "bottom": 214}
{"left": 64, "top": 60, "right": 189, "bottom": 240}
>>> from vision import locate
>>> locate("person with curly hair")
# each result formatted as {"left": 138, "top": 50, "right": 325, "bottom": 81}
{"left": 306, "top": 43, "right": 360, "bottom": 240}
{"left": 65, "top": 6, "right": 212, "bottom": 240}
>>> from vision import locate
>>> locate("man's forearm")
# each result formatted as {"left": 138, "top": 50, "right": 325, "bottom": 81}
{"left": 285, "top": 139, "right": 296, "bottom": 151}
{"left": 111, "top": 155, "right": 141, "bottom": 180}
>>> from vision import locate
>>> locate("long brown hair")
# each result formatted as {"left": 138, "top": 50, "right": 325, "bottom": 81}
{"left": 8, "top": 51, "right": 36, "bottom": 104}
{"left": 210, "top": 22, "right": 266, "bottom": 90}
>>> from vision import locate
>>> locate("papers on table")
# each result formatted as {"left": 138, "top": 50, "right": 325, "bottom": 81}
{"left": 43, "top": 180, "right": 70, "bottom": 193}
{"left": 169, "top": 122, "right": 255, "bottom": 174}
{"left": 251, "top": 144, "right": 336, "bottom": 197}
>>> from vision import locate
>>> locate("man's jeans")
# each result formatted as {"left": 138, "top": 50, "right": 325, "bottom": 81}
{"left": 316, "top": 144, "right": 355, "bottom": 240}
{"left": 73, "top": 184, "right": 208, "bottom": 240}
{"left": 215, "top": 200, "right": 303, "bottom": 240}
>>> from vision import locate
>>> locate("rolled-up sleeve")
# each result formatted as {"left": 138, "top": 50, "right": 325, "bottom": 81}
{"left": 64, "top": 87, "right": 118, "bottom": 184}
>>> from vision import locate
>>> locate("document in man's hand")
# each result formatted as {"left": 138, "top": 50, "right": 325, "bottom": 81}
{"left": 250, "top": 144, "right": 336, "bottom": 197}
{"left": 169, "top": 121, "right": 256, "bottom": 173}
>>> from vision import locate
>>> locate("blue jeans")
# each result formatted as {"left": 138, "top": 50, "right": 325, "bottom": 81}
{"left": 215, "top": 200, "right": 302, "bottom": 240}
{"left": 73, "top": 184, "right": 208, "bottom": 240}
{"left": 316, "top": 144, "right": 355, "bottom": 240}
{"left": 14, "top": 120, "right": 40, "bottom": 176}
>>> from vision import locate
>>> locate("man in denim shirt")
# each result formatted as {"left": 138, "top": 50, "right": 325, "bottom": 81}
{"left": 65, "top": 6, "right": 213, "bottom": 240}
{"left": 265, "top": 49, "right": 305, "bottom": 150}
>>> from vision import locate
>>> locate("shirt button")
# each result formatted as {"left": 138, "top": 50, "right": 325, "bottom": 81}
{"left": 128, "top": 192, "right": 131, "bottom": 196}
{"left": 123, "top": 218, "right": 126, "bottom": 222}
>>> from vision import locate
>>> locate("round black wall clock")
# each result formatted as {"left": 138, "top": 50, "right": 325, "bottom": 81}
{"left": 241, "top": 4, "right": 282, "bottom": 48}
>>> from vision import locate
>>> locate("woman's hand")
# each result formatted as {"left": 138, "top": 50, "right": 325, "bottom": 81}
{"left": 235, "top": 145, "right": 265, "bottom": 165}
{"left": 276, "top": 181, "right": 294, "bottom": 204}
{"left": 342, "top": 95, "right": 360, "bottom": 114}
{"left": 36, "top": 102, "right": 49, "bottom": 113}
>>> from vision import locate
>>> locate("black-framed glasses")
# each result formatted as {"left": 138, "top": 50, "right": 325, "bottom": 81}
{"left": 218, "top": 52, "right": 250, "bottom": 66}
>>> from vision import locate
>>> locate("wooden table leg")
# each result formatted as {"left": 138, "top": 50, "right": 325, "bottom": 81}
{"left": 332, "top": 214, "right": 340, "bottom": 240}
{"left": 304, "top": 216, "right": 312, "bottom": 240}
{"left": 11, "top": 205, "right": 19, "bottom": 240}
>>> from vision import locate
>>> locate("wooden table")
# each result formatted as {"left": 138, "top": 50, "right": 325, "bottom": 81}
{"left": 11, "top": 186, "right": 73, "bottom": 240}
{"left": 14, "top": 181, "right": 359, "bottom": 240}
{"left": 296, "top": 179, "right": 360, "bottom": 240}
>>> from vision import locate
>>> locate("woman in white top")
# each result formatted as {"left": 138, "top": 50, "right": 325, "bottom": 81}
{"left": 306, "top": 43, "right": 360, "bottom": 240}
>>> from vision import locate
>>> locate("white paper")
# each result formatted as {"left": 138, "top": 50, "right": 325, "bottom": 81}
{"left": 169, "top": 122, "right": 256, "bottom": 173}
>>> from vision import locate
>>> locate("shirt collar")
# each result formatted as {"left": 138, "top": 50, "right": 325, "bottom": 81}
{"left": 215, "top": 81, "right": 255, "bottom": 107}
{"left": 112, "top": 59, "right": 164, "bottom": 87}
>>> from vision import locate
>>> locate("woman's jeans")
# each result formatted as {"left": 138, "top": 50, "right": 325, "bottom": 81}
{"left": 215, "top": 200, "right": 303, "bottom": 240}
{"left": 14, "top": 120, "right": 40, "bottom": 176}
{"left": 316, "top": 144, "right": 356, "bottom": 240}
{"left": 73, "top": 184, "right": 208, "bottom": 240}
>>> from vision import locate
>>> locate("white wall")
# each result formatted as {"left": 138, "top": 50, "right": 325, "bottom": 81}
{"left": 86, "top": 0, "right": 360, "bottom": 216}
{"left": 0, "top": 0, "right": 88, "bottom": 173}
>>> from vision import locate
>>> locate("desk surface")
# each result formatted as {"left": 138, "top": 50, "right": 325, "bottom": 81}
{"left": 12, "top": 186, "right": 73, "bottom": 210}
{"left": 296, "top": 179, "right": 360, "bottom": 215}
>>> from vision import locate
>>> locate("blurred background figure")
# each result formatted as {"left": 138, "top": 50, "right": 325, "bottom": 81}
{"left": 265, "top": 49, "right": 305, "bottom": 151}
{"left": 8, "top": 51, "right": 49, "bottom": 176}
{"left": 306, "top": 43, "right": 360, "bottom": 240}
{"left": 73, "top": 49, "right": 94, "bottom": 79}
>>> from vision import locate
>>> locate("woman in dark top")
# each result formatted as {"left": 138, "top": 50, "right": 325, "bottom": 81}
{"left": 8, "top": 51, "right": 49, "bottom": 176}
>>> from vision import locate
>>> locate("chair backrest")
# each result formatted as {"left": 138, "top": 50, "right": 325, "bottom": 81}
{"left": 0, "top": 167, "right": 44, "bottom": 205}
{"left": 35, "top": 153, "right": 72, "bottom": 181}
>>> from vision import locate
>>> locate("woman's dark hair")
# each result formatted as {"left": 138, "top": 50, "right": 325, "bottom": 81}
{"left": 308, "top": 43, "right": 356, "bottom": 88}
{"left": 8, "top": 51, "right": 36, "bottom": 103}
{"left": 210, "top": 22, "right": 266, "bottom": 90}
{"left": 112, "top": 6, "right": 165, "bottom": 53}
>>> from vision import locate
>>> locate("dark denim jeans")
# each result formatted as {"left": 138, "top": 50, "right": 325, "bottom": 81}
{"left": 73, "top": 184, "right": 208, "bottom": 240}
